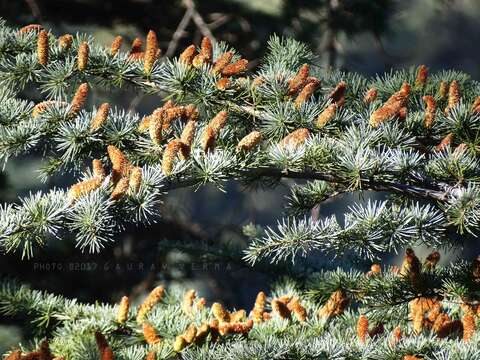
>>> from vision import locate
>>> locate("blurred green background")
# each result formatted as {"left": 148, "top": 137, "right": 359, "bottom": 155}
{"left": 1, "top": 0, "right": 480, "bottom": 352}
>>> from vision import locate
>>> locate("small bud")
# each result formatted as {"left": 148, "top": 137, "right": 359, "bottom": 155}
{"left": 90, "top": 103, "right": 110, "bottom": 132}
{"left": 182, "top": 289, "right": 196, "bottom": 315}
{"left": 369, "top": 101, "right": 403, "bottom": 127}
{"left": 129, "top": 167, "right": 142, "bottom": 194}
{"left": 200, "top": 126, "right": 216, "bottom": 153}
{"left": 287, "top": 297, "right": 307, "bottom": 322}
{"left": 221, "top": 59, "right": 248, "bottom": 77}
{"left": 77, "top": 42, "right": 89, "bottom": 71}
{"left": 17, "top": 351, "right": 39, "bottom": 359}
{"left": 318, "top": 289, "right": 348, "bottom": 319}
{"left": 438, "top": 81, "right": 449, "bottom": 100}
{"left": 145, "top": 352, "right": 156, "bottom": 360}
{"left": 161, "top": 139, "right": 184, "bottom": 175}
{"left": 211, "top": 302, "right": 230, "bottom": 323}
{"left": 208, "top": 110, "right": 229, "bottom": 134}
{"left": 415, "top": 65, "right": 428, "bottom": 89}
{"left": 398, "top": 106, "right": 408, "bottom": 120}
{"left": 404, "top": 356, "right": 422, "bottom": 360}
{"left": 143, "top": 322, "right": 161, "bottom": 345}
{"left": 399, "top": 82, "right": 411, "bottom": 99}
{"left": 138, "top": 115, "right": 151, "bottom": 133}
{"left": 92, "top": 159, "right": 106, "bottom": 179}
{"left": 19, "top": 24, "right": 43, "bottom": 33}
{"left": 432, "top": 312, "right": 451, "bottom": 333}
{"left": 236, "top": 131, "right": 262, "bottom": 152}
{"left": 173, "top": 336, "right": 188, "bottom": 352}
{"left": 37, "top": 30, "right": 49, "bottom": 66}
{"left": 128, "top": 51, "right": 144, "bottom": 61}
{"left": 162, "top": 106, "right": 186, "bottom": 130}
{"left": 386, "top": 82, "right": 411, "bottom": 106}
{"left": 390, "top": 326, "right": 402, "bottom": 347}
{"left": 144, "top": 30, "right": 159, "bottom": 74}
{"left": 252, "top": 76, "right": 265, "bottom": 87}
{"left": 328, "top": 81, "right": 347, "bottom": 106}
{"left": 364, "top": 88, "right": 378, "bottom": 104}
{"left": 58, "top": 34, "right": 73, "bottom": 50}
{"left": 107, "top": 145, "right": 131, "bottom": 184}
{"left": 423, "top": 251, "right": 440, "bottom": 270}
{"left": 427, "top": 302, "right": 442, "bottom": 323}
{"left": 357, "top": 315, "right": 369, "bottom": 343}
{"left": 436, "top": 319, "right": 463, "bottom": 339}
{"left": 288, "top": 64, "right": 310, "bottom": 96}
{"left": 4, "top": 349, "right": 22, "bottom": 360}
{"left": 95, "top": 332, "right": 114, "bottom": 360}
{"left": 181, "top": 120, "right": 197, "bottom": 148}
{"left": 271, "top": 298, "right": 291, "bottom": 320}
{"left": 32, "top": 100, "right": 67, "bottom": 118}
{"left": 162, "top": 99, "right": 175, "bottom": 111}
{"left": 280, "top": 128, "right": 310, "bottom": 149}
{"left": 422, "top": 95, "right": 436, "bottom": 129}
{"left": 129, "top": 38, "right": 143, "bottom": 54}
{"left": 212, "top": 51, "right": 233, "bottom": 74}
{"left": 179, "top": 45, "right": 196, "bottom": 65}
{"left": 218, "top": 320, "right": 253, "bottom": 336}
{"left": 471, "top": 96, "right": 480, "bottom": 114}
{"left": 68, "top": 177, "right": 103, "bottom": 202}
{"left": 250, "top": 291, "right": 266, "bottom": 323}
{"left": 192, "top": 39, "right": 213, "bottom": 67}
{"left": 192, "top": 54, "right": 207, "bottom": 68}
{"left": 229, "top": 310, "right": 247, "bottom": 323}
{"left": 195, "top": 298, "right": 206, "bottom": 311}
{"left": 370, "top": 83, "right": 410, "bottom": 127}
{"left": 110, "top": 35, "right": 123, "bottom": 56}
{"left": 110, "top": 177, "right": 129, "bottom": 200}
{"left": 462, "top": 313, "right": 475, "bottom": 341}
{"left": 200, "top": 36, "right": 213, "bottom": 62}
{"left": 445, "top": 80, "right": 460, "bottom": 114}
{"left": 366, "top": 263, "right": 381, "bottom": 277}
{"left": 39, "top": 339, "right": 52, "bottom": 360}
{"left": 412, "top": 309, "right": 424, "bottom": 335}
{"left": 69, "top": 83, "right": 89, "bottom": 116}
{"left": 149, "top": 108, "right": 164, "bottom": 145}
{"left": 294, "top": 78, "right": 320, "bottom": 108}
{"left": 400, "top": 248, "right": 421, "bottom": 283}
{"left": 194, "top": 323, "right": 210, "bottom": 343}
{"left": 436, "top": 133, "right": 453, "bottom": 151}
{"left": 216, "top": 77, "right": 230, "bottom": 90}
{"left": 317, "top": 104, "right": 336, "bottom": 128}
{"left": 184, "top": 104, "right": 199, "bottom": 122}
{"left": 183, "top": 324, "right": 197, "bottom": 344}
{"left": 136, "top": 286, "right": 165, "bottom": 323}
{"left": 117, "top": 296, "right": 130, "bottom": 324}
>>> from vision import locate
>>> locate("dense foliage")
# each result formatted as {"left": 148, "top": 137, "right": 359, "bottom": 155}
{"left": 0, "top": 19, "right": 479, "bottom": 359}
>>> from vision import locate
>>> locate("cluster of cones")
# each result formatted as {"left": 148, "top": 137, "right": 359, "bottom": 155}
{"left": 23, "top": 22, "right": 480, "bottom": 159}
{"left": 23, "top": 22, "right": 162, "bottom": 74}
{"left": 178, "top": 37, "right": 248, "bottom": 90}
{"left": 68, "top": 145, "right": 142, "bottom": 202}
{"left": 32, "top": 82, "right": 90, "bottom": 119}
{"left": 64, "top": 96, "right": 266, "bottom": 201}
{"left": 4, "top": 340, "right": 61, "bottom": 360}
{"left": 282, "top": 63, "right": 480, "bottom": 155}
{"left": 354, "top": 249, "right": 479, "bottom": 357}
{"left": 287, "top": 63, "right": 348, "bottom": 125}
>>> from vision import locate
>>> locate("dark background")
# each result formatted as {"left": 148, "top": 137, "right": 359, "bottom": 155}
{"left": 1, "top": 0, "right": 480, "bottom": 350}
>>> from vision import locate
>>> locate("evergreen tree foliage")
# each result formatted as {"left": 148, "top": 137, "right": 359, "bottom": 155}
{"left": 0, "top": 19, "right": 479, "bottom": 359}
